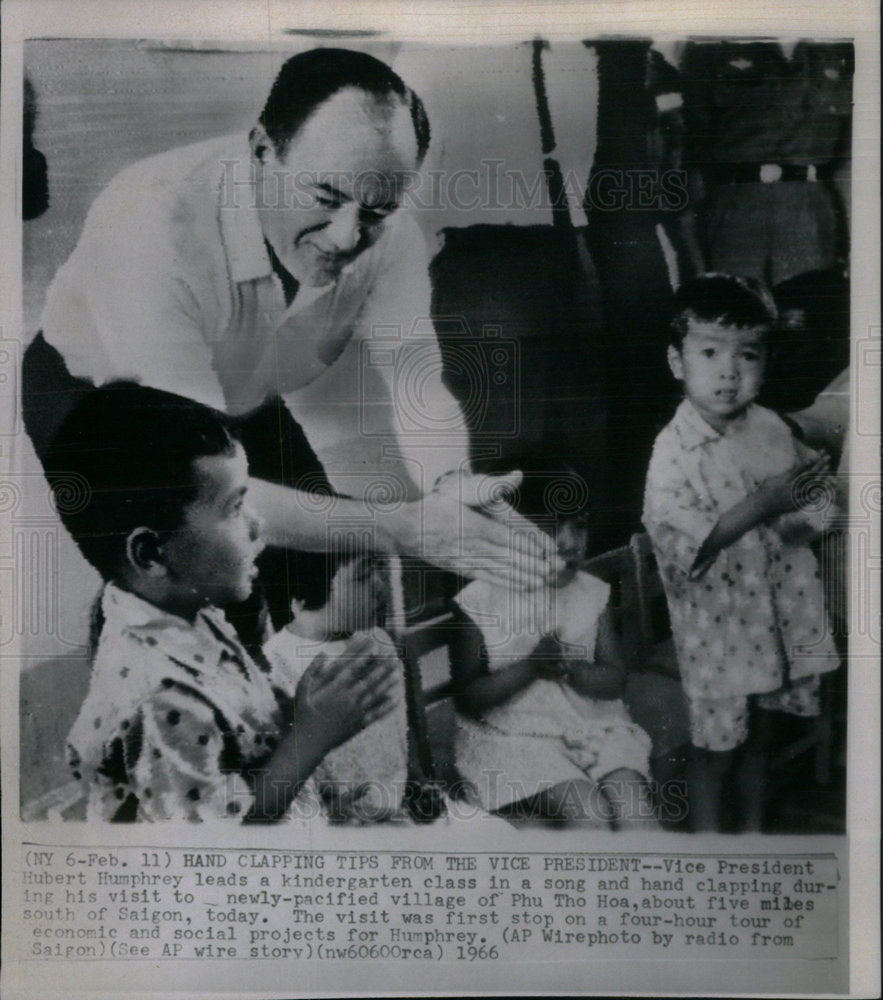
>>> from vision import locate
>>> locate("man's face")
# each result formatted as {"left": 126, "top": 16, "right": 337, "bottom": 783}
{"left": 253, "top": 87, "right": 419, "bottom": 287}
{"left": 668, "top": 320, "right": 768, "bottom": 432}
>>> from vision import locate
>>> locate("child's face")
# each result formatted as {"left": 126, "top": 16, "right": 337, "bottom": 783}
{"left": 161, "top": 443, "right": 264, "bottom": 614}
{"left": 553, "top": 518, "right": 589, "bottom": 586}
{"left": 668, "top": 320, "right": 767, "bottom": 432}
{"left": 326, "top": 556, "right": 389, "bottom": 636}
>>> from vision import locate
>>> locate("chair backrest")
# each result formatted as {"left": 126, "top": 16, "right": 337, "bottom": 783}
{"left": 581, "top": 533, "right": 671, "bottom": 671}
{"left": 629, "top": 532, "right": 672, "bottom": 654}
{"left": 397, "top": 612, "right": 458, "bottom": 782}
{"left": 581, "top": 543, "right": 642, "bottom": 669}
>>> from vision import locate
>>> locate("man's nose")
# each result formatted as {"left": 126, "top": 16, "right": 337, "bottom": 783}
{"left": 719, "top": 355, "right": 738, "bottom": 379}
{"left": 324, "top": 204, "right": 361, "bottom": 253}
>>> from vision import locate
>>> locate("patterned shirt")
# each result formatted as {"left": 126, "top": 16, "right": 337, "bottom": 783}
{"left": 643, "top": 400, "right": 839, "bottom": 701}
{"left": 68, "top": 584, "right": 286, "bottom": 821}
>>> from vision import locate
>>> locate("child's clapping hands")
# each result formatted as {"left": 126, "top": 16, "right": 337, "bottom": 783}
{"left": 247, "top": 633, "right": 399, "bottom": 821}
{"left": 295, "top": 632, "right": 401, "bottom": 748}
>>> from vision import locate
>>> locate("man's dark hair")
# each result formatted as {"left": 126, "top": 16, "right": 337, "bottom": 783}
{"left": 43, "top": 382, "right": 237, "bottom": 580}
{"left": 670, "top": 273, "right": 777, "bottom": 349}
{"left": 259, "top": 47, "right": 430, "bottom": 161}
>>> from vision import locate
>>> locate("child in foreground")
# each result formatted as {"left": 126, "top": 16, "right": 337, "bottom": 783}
{"left": 448, "top": 461, "right": 656, "bottom": 829}
{"left": 262, "top": 549, "right": 410, "bottom": 823}
{"left": 47, "top": 382, "right": 398, "bottom": 822}
{"left": 642, "top": 274, "right": 840, "bottom": 832}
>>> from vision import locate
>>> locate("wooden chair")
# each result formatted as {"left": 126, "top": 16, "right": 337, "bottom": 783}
{"left": 397, "top": 611, "right": 458, "bottom": 784}
{"left": 582, "top": 536, "right": 689, "bottom": 770}
{"left": 581, "top": 533, "right": 676, "bottom": 675}
{"left": 400, "top": 534, "right": 688, "bottom": 786}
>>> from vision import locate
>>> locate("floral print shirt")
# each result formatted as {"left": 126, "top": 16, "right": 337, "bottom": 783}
{"left": 643, "top": 400, "right": 840, "bottom": 701}
{"left": 67, "top": 584, "right": 286, "bottom": 821}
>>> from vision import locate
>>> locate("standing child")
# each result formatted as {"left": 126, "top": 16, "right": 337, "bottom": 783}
{"left": 643, "top": 274, "right": 840, "bottom": 832}
{"left": 46, "top": 382, "right": 398, "bottom": 822}
{"left": 448, "top": 461, "right": 656, "bottom": 829}
{"left": 263, "top": 550, "right": 410, "bottom": 823}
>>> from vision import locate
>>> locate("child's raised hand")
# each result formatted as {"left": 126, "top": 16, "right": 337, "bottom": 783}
{"left": 757, "top": 454, "right": 831, "bottom": 518}
{"left": 294, "top": 633, "right": 400, "bottom": 754}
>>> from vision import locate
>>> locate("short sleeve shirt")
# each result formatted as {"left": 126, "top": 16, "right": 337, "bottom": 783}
{"left": 67, "top": 584, "right": 286, "bottom": 821}
{"left": 41, "top": 136, "right": 468, "bottom": 496}
{"left": 643, "top": 400, "right": 839, "bottom": 701}
{"left": 454, "top": 570, "right": 611, "bottom": 670}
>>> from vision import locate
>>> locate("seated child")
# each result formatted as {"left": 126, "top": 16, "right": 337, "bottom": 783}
{"left": 262, "top": 549, "right": 410, "bottom": 823}
{"left": 46, "top": 382, "right": 398, "bottom": 822}
{"left": 642, "top": 273, "right": 841, "bottom": 832}
{"left": 447, "top": 460, "right": 656, "bottom": 829}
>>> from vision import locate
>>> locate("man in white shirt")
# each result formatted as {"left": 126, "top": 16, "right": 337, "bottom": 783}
{"left": 25, "top": 48, "right": 555, "bottom": 595}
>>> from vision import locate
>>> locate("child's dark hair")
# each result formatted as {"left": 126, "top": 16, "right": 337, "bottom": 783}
{"left": 284, "top": 548, "right": 350, "bottom": 612}
{"left": 475, "top": 451, "right": 591, "bottom": 529}
{"left": 670, "top": 273, "right": 777, "bottom": 349}
{"left": 43, "top": 382, "right": 236, "bottom": 580}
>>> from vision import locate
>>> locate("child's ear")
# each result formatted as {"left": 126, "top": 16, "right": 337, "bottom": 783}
{"left": 125, "top": 527, "right": 168, "bottom": 578}
{"left": 667, "top": 344, "right": 685, "bottom": 381}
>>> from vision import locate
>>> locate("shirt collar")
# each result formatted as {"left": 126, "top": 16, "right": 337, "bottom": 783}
{"left": 219, "top": 137, "right": 274, "bottom": 284}
{"left": 674, "top": 399, "right": 761, "bottom": 451}
{"left": 673, "top": 398, "right": 725, "bottom": 450}
{"left": 101, "top": 582, "right": 247, "bottom": 676}
{"left": 217, "top": 136, "right": 395, "bottom": 310}
{"left": 217, "top": 136, "right": 357, "bottom": 309}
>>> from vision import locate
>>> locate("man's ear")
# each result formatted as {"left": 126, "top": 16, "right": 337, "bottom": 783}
{"left": 667, "top": 344, "right": 685, "bottom": 382}
{"left": 249, "top": 125, "right": 272, "bottom": 165}
{"left": 125, "top": 527, "right": 167, "bottom": 578}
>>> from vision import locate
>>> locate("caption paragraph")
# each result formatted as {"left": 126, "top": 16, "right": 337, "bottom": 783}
{"left": 18, "top": 845, "right": 839, "bottom": 963}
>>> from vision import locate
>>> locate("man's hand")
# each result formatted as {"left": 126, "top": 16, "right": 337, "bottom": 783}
{"left": 393, "top": 470, "right": 563, "bottom": 590}
{"left": 251, "top": 469, "right": 563, "bottom": 592}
